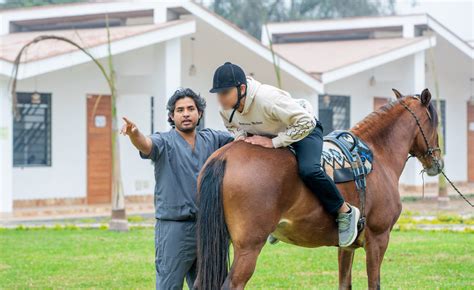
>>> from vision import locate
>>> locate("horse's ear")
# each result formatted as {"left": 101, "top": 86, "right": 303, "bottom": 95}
{"left": 392, "top": 88, "right": 403, "bottom": 99}
{"left": 420, "top": 88, "right": 431, "bottom": 106}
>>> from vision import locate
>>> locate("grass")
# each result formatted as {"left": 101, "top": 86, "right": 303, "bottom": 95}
{"left": 0, "top": 228, "right": 472, "bottom": 289}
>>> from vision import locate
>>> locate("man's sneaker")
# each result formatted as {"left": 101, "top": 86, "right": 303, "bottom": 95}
{"left": 336, "top": 204, "right": 360, "bottom": 247}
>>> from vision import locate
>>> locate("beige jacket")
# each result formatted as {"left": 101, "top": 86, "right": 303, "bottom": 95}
{"left": 219, "top": 77, "right": 316, "bottom": 148}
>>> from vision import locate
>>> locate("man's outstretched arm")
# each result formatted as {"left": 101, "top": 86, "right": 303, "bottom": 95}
{"left": 120, "top": 117, "right": 153, "bottom": 156}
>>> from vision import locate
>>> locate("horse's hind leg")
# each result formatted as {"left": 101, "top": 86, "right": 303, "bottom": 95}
{"left": 222, "top": 242, "right": 265, "bottom": 290}
{"left": 338, "top": 248, "right": 355, "bottom": 290}
{"left": 365, "top": 230, "right": 390, "bottom": 290}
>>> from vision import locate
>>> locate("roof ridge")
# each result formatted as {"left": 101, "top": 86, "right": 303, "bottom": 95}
{"left": 0, "top": 18, "right": 193, "bottom": 64}
{"left": 273, "top": 36, "right": 428, "bottom": 46}
{"left": 4, "top": 18, "right": 188, "bottom": 36}
{"left": 265, "top": 13, "right": 428, "bottom": 26}
{"left": 0, "top": 0, "right": 118, "bottom": 14}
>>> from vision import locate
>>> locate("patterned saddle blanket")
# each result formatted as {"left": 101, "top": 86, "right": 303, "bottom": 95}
{"left": 321, "top": 130, "right": 373, "bottom": 186}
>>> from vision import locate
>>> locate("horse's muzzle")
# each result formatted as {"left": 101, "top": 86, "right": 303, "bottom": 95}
{"left": 425, "top": 158, "right": 444, "bottom": 176}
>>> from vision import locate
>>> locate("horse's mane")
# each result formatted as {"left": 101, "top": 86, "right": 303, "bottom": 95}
{"left": 426, "top": 98, "right": 439, "bottom": 127}
{"left": 351, "top": 99, "right": 401, "bottom": 138}
{"left": 351, "top": 96, "right": 439, "bottom": 140}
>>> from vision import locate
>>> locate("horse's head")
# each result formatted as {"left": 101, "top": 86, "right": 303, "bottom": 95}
{"left": 392, "top": 88, "right": 444, "bottom": 176}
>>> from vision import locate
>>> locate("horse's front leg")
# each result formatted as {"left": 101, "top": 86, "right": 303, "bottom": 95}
{"left": 338, "top": 248, "right": 355, "bottom": 290}
{"left": 364, "top": 229, "right": 390, "bottom": 290}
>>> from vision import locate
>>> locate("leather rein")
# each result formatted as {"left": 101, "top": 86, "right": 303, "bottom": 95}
{"left": 401, "top": 98, "right": 473, "bottom": 207}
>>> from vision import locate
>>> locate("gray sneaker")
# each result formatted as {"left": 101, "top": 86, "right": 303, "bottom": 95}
{"left": 336, "top": 204, "right": 360, "bottom": 247}
{"left": 267, "top": 234, "right": 279, "bottom": 245}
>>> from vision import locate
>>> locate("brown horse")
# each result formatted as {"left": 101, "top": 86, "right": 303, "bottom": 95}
{"left": 196, "top": 88, "right": 443, "bottom": 290}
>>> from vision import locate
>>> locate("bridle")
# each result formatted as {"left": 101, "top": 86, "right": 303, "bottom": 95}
{"left": 401, "top": 97, "right": 441, "bottom": 170}
{"left": 401, "top": 96, "right": 473, "bottom": 207}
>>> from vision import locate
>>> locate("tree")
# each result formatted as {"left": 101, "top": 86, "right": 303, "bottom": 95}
{"left": 208, "top": 0, "right": 396, "bottom": 38}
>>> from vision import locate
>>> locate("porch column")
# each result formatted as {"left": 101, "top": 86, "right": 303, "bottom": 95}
{"left": 401, "top": 51, "right": 427, "bottom": 188}
{"left": 403, "top": 23, "right": 415, "bottom": 38}
{"left": 0, "top": 15, "right": 9, "bottom": 36}
{"left": 413, "top": 51, "right": 425, "bottom": 93}
{"left": 153, "top": 7, "right": 167, "bottom": 24}
{"left": 0, "top": 78, "right": 13, "bottom": 215}
{"left": 163, "top": 37, "right": 181, "bottom": 130}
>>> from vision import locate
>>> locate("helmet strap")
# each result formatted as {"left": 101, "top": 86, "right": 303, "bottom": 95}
{"left": 228, "top": 85, "right": 245, "bottom": 123}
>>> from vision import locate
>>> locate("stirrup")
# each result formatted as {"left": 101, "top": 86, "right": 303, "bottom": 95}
{"left": 267, "top": 234, "right": 279, "bottom": 245}
{"left": 357, "top": 216, "right": 366, "bottom": 233}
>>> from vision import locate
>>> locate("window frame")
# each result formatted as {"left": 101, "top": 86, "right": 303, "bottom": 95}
{"left": 13, "top": 92, "right": 52, "bottom": 168}
{"left": 318, "top": 94, "right": 351, "bottom": 135}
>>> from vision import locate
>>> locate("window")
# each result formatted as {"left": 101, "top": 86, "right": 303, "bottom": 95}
{"left": 432, "top": 99, "right": 446, "bottom": 152}
{"left": 13, "top": 92, "right": 52, "bottom": 167}
{"left": 318, "top": 94, "right": 350, "bottom": 135}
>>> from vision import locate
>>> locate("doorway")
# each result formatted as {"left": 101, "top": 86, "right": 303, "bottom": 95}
{"left": 86, "top": 94, "right": 112, "bottom": 204}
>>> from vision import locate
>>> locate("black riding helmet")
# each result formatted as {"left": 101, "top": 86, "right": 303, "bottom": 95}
{"left": 209, "top": 62, "right": 247, "bottom": 123}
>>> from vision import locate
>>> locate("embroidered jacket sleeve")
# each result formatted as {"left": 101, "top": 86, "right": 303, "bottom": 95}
{"left": 269, "top": 92, "right": 316, "bottom": 148}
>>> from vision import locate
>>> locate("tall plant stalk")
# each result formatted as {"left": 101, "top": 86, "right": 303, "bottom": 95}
{"left": 427, "top": 33, "right": 448, "bottom": 208}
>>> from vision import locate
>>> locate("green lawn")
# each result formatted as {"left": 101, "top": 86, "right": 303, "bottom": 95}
{"left": 0, "top": 228, "right": 472, "bottom": 289}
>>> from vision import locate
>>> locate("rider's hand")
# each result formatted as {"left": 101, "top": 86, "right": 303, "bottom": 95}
{"left": 244, "top": 135, "right": 274, "bottom": 148}
{"left": 120, "top": 117, "right": 139, "bottom": 137}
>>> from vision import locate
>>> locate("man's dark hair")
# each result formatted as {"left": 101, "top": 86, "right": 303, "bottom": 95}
{"left": 167, "top": 88, "right": 206, "bottom": 127}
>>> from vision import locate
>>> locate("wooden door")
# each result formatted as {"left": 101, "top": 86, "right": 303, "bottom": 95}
{"left": 87, "top": 95, "right": 112, "bottom": 204}
{"left": 373, "top": 96, "right": 390, "bottom": 111}
{"left": 468, "top": 101, "right": 474, "bottom": 182}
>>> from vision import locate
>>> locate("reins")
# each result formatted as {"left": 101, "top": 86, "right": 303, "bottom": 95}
{"left": 401, "top": 100, "right": 473, "bottom": 207}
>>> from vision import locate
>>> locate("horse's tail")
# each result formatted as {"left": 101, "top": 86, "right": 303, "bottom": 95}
{"left": 196, "top": 157, "right": 230, "bottom": 290}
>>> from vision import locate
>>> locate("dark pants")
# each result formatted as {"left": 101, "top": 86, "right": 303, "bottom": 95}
{"left": 292, "top": 120, "right": 345, "bottom": 215}
{"left": 155, "top": 219, "right": 197, "bottom": 290}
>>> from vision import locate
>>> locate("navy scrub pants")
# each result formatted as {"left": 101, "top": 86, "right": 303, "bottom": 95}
{"left": 155, "top": 219, "right": 197, "bottom": 290}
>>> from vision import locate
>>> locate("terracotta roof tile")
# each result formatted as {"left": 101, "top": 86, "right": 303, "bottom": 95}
{"left": 273, "top": 37, "right": 428, "bottom": 74}
{"left": 0, "top": 19, "right": 188, "bottom": 63}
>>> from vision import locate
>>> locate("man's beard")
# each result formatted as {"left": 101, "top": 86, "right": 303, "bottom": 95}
{"left": 176, "top": 121, "right": 197, "bottom": 133}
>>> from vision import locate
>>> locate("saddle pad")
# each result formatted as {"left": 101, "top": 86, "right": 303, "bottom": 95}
{"left": 321, "top": 141, "right": 373, "bottom": 183}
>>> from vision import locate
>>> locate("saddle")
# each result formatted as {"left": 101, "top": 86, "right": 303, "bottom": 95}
{"left": 322, "top": 130, "right": 373, "bottom": 229}
{"left": 322, "top": 130, "right": 373, "bottom": 189}
{"left": 269, "top": 130, "right": 373, "bottom": 245}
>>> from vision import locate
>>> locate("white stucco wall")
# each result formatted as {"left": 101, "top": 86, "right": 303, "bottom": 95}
{"left": 12, "top": 44, "right": 166, "bottom": 200}
{"left": 0, "top": 77, "right": 13, "bottom": 212}
{"left": 425, "top": 35, "right": 473, "bottom": 184}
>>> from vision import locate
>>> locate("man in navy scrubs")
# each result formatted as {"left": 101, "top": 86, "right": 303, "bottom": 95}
{"left": 121, "top": 88, "right": 233, "bottom": 289}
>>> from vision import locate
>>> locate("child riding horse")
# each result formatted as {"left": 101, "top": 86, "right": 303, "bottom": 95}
{"left": 209, "top": 62, "right": 361, "bottom": 249}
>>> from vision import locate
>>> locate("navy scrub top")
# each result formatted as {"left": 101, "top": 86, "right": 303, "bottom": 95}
{"left": 140, "top": 128, "right": 233, "bottom": 220}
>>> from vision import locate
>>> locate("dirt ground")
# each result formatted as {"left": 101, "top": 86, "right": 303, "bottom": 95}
{"left": 401, "top": 196, "right": 473, "bottom": 216}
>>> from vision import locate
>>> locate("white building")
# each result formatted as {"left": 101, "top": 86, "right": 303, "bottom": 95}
{"left": 0, "top": 0, "right": 472, "bottom": 214}
{"left": 263, "top": 13, "right": 474, "bottom": 194}
{"left": 395, "top": 0, "right": 473, "bottom": 44}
